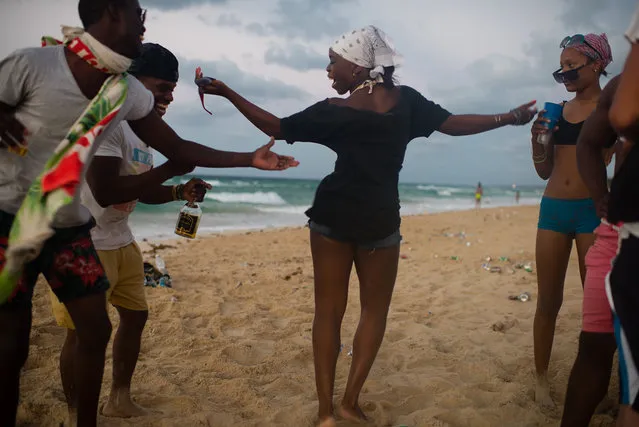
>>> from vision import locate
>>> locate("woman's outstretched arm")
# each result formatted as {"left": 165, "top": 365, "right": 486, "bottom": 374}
{"left": 198, "top": 78, "right": 283, "bottom": 138}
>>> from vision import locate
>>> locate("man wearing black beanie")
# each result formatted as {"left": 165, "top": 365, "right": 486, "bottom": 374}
{"left": 50, "top": 43, "right": 211, "bottom": 422}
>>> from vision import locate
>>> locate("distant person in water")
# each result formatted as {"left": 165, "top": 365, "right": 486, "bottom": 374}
{"left": 196, "top": 25, "right": 536, "bottom": 426}
{"left": 512, "top": 184, "right": 520, "bottom": 204}
{"left": 475, "top": 182, "right": 483, "bottom": 207}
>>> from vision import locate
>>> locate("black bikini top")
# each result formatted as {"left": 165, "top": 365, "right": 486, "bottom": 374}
{"left": 553, "top": 102, "right": 584, "bottom": 146}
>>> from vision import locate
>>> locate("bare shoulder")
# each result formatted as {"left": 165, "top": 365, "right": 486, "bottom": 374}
{"left": 601, "top": 75, "right": 621, "bottom": 105}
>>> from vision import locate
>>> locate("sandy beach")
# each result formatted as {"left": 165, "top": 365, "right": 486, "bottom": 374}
{"left": 16, "top": 205, "right": 617, "bottom": 427}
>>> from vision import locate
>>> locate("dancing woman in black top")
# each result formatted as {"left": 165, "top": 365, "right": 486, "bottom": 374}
{"left": 198, "top": 26, "right": 536, "bottom": 426}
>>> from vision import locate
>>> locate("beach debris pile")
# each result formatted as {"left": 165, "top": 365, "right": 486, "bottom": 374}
{"left": 480, "top": 256, "right": 534, "bottom": 275}
{"left": 144, "top": 255, "right": 172, "bottom": 288}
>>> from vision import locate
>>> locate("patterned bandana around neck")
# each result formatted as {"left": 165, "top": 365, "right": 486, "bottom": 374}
{"left": 0, "top": 26, "right": 132, "bottom": 304}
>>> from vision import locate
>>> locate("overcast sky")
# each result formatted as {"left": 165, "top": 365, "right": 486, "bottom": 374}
{"left": 1, "top": 0, "right": 635, "bottom": 185}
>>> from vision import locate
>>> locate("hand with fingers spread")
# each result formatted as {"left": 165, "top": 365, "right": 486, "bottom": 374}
{"left": 251, "top": 137, "right": 300, "bottom": 171}
{"left": 509, "top": 100, "right": 538, "bottom": 126}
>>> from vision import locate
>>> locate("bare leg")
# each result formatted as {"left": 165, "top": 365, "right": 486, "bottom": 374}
{"left": 533, "top": 229, "right": 573, "bottom": 408}
{"left": 575, "top": 233, "right": 597, "bottom": 287}
{"left": 310, "top": 231, "right": 355, "bottom": 426}
{"left": 560, "top": 332, "right": 616, "bottom": 426}
{"left": 0, "top": 307, "right": 32, "bottom": 426}
{"left": 60, "top": 329, "right": 78, "bottom": 425}
{"left": 339, "top": 244, "right": 399, "bottom": 422}
{"left": 65, "top": 293, "right": 112, "bottom": 427}
{"left": 618, "top": 406, "right": 639, "bottom": 427}
{"left": 103, "top": 307, "right": 148, "bottom": 418}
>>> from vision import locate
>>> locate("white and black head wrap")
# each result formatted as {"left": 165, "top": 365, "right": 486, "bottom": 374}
{"left": 332, "top": 25, "right": 402, "bottom": 83}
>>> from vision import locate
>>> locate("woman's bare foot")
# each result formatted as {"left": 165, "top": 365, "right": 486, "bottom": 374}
{"left": 337, "top": 403, "right": 368, "bottom": 423}
{"left": 534, "top": 376, "right": 555, "bottom": 410}
{"left": 317, "top": 415, "right": 337, "bottom": 427}
{"left": 102, "top": 389, "right": 149, "bottom": 418}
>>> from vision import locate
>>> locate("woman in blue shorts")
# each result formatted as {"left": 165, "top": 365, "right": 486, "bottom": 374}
{"left": 529, "top": 32, "right": 613, "bottom": 408}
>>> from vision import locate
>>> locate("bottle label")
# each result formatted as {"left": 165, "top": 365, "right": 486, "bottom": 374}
{"left": 5, "top": 145, "right": 27, "bottom": 156}
{"left": 175, "top": 212, "right": 201, "bottom": 238}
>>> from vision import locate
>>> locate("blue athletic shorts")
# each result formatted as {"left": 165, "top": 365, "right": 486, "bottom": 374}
{"left": 537, "top": 197, "right": 600, "bottom": 235}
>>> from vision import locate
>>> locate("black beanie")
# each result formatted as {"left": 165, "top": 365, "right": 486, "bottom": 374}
{"left": 128, "top": 43, "right": 179, "bottom": 83}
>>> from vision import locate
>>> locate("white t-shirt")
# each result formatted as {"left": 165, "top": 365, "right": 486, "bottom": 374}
{"left": 0, "top": 45, "right": 154, "bottom": 228}
{"left": 82, "top": 122, "right": 153, "bottom": 251}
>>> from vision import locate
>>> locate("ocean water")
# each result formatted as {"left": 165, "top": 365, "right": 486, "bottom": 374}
{"left": 130, "top": 175, "right": 544, "bottom": 240}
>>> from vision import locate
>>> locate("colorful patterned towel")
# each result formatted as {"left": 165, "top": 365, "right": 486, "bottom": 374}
{"left": 0, "top": 28, "right": 131, "bottom": 304}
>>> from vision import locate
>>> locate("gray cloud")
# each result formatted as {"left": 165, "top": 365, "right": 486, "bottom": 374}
{"left": 428, "top": 49, "right": 553, "bottom": 114}
{"left": 264, "top": 44, "right": 326, "bottom": 71}
{"left": 196, "top": 13, "right": 241, "bottom": 27}
{"left": 267, "top": 0, "right": 359, "bottom": 40}
{"left": 245, "top": 22, "right": 269, "bottom": 37}
{"left": 143, "top": 0, "right": 227, "bottom": 11}
{"left": 177, "top": 57, "right": 311, "bottom": 103}
{"left": 429, "top": 0, "right": 633, "bottom": 117}
{"left": 216, "top": 13, "right": 242, "bottom": 27}
{"left": 560, "top": 0, "right": 633, "bottom": 33}
{"left": 164, "top": 103, "right": 239, "bottom": 129}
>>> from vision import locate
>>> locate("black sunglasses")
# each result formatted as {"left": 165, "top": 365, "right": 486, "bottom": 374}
{"left": 552, "top": 63, "right": 589, "bottom": 84}
{"left": 560, "top": 34, "right": 601, "bottom": 59}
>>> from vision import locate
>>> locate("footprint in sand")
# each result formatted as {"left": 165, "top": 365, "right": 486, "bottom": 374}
{"left": 219, "top": 300, "right": 242, "bottom": 316}
{"left": 221, "top": 326, "right": 246, "bottom": 338}
{"left": 385, "top": 329, "right": 408, "bottom": 344}
{"left": 430, "top": 337, "right": 462, "bottom": 355}
{"left": 181, "top": 315, "right": 211, "bottom": 330}
{"left": 491, "top": 318, "right": 519, "bottom": 333}
{"left": 270, "top": 317, "right": 290, "bottom": 329}
{"left": 221, "top": 341, "right": 275, "bottom": 366}
{"left": 389, "top": 353, "right": 407, "bottom": 371}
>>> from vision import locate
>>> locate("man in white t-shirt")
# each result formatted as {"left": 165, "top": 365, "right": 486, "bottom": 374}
{"left": 0, "top": 0, "right": 298, "bottom": 425}
{"left": 49, "top": 42, "right": 210, "bottom": 421}
{"left": 606, "top": 4, "right": 639, "bottom": 427}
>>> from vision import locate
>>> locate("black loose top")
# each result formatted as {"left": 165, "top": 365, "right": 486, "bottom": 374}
{"left": 280, "top": 85, "right": 451, "bottom": 241}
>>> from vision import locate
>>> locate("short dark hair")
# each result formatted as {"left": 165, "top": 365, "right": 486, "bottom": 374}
{"left": 78, "top": 0, "right": 126, "bottom": 28}
{"left": 380, "top": 66, "right": 397, "bottom": 88}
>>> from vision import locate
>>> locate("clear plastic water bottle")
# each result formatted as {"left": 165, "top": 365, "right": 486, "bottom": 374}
{"left": 155, "top": 255, "right": 167, "bottom": 274}
{"left": 154, "top": 255, "right": 172, "bottom": 288}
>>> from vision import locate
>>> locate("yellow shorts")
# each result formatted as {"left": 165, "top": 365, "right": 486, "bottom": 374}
{"left": 50, "top": 242, "right": 148, "bottom": 329}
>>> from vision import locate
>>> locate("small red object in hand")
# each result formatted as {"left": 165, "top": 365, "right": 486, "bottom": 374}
{"left": 195, "top": 67, "right": 213, "bottom": 115}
